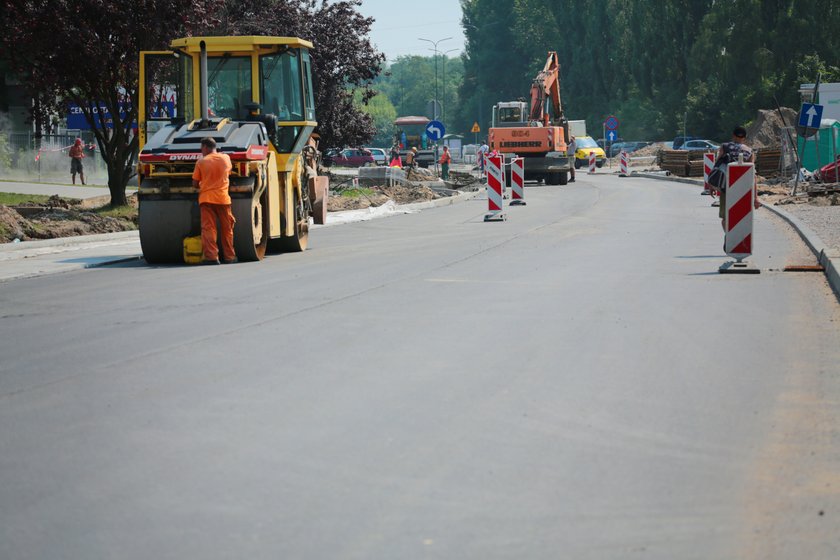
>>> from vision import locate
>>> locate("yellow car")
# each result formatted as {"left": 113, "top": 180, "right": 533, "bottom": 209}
{"left": 572, "top": 136, "right": 606, "bottom": 169}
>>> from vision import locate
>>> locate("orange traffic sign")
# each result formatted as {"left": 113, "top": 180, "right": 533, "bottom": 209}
{"left": 471, "top": 121, "right": 481, "bottom": 133}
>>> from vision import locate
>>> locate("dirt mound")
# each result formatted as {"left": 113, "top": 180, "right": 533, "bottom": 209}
{"left": 406, "top": 167, "right": 438, "bottom": 181}
{"left": 746, "top": 107, "right": 798, "bottom": 148}
{"left": 632, "top": 142, "right": 667, "bottom": 158}
{"left": 0, "top": 202, "right": 137, "bottom": 243}
{"left": 327, "top": 184, "right": 440, "bottom": 212}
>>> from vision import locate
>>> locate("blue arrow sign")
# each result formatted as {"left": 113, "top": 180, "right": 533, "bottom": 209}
{"left": 799, "top": 103, "right": 823, "bottom": 128}
{"left": 607, "top": 129, "right": 618, "bottom": 142}
{"left": 426, "top": 120, "right": 445, "bottom": 142}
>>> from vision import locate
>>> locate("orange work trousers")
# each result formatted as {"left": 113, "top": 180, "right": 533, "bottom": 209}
{"left": 200, "top": 203, "right": 237, "bottom": 261}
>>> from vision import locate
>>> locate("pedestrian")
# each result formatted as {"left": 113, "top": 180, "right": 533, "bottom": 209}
{"left": 405, "top": 146, "right": 418, "bottom": 170}
{"left": 439, "top": 145, "right": 451, "bottom": 180}
{"left": 711, "top": 126, "right": 760, "bottom": 229}
{"left": 68, "top": 138, "right": 86, "bottom": 185}
{"left": 477, "top": 140, "right": 489, "bottom": 177}
{"left": 568, "top": 135, "right": 577, "bottom": 182}
{"left": 192, "top": 137, "right": 237, "bottom": 265}
{"left": 389, "top": 141, "right": 402, "bottom": 168}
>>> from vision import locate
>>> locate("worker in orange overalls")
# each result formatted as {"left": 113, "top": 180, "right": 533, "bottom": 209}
{"left": 192, "top": 137, "right": 237, "bottom": 265}
{"left": 439, "top": 145, "right": 451, "bottom": 180}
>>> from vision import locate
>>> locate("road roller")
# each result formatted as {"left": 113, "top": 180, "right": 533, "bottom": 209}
{"left": 137, "top": 36, "right": 328, "bottom": 263}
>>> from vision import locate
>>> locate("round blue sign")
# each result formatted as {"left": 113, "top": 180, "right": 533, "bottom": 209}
{"left": 604, "top": 116, "right": 619, "bottom": 131}
{"left": 426, "top": 120, "right": 446, "bottom": 142}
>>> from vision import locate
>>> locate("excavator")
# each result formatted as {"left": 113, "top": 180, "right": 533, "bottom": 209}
{"left": 137, "top": 36, "right": 328, "bottom": 263}
{"left": 488, "top": 51, "right": 571, "bottom": 185}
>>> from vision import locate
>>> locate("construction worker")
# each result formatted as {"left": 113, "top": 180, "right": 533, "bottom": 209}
{"left": 192, "top": 137, "right": 237, "bottom": 265}
{"left": 568, "top": 135, "right": 577, "bottom": 182}
{"left": 405, "top": 147, "right": 418, "bottom": 170}
{"left": 439, "top": 145, "right": 451, "bottom": 180}
{"left": 68, "top": 138, "right": 86, "bottom": 185}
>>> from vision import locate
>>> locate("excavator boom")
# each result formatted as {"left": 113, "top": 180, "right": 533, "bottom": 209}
{"left": 529, "top": 51, "right": 562, "bottom": 126}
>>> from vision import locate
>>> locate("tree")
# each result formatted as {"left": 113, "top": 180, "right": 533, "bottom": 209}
{"left": 216, "top": 0, "right": 385, "bottom": 149}
{"left": 2, "top": 0, "right": 217, "bottom": 206}
{"left": 356, "top": 91, "right": 397, "bottom": 148}
{"left": 2, "top": 0, "right": 383, "bottom": 206}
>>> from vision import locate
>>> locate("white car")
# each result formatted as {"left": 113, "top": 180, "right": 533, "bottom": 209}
{"left": 365, "top": 148, "right": 388, "bottom": 166}
{"left": 683, "top": 139, "right": 720, "bottom": 151}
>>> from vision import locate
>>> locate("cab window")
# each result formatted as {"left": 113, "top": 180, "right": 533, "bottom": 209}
{"left": 260, "top": 51, "right": 304, "bottom": 121}
{"left": 207, "top": 56, "right": 251, "bottom": 119}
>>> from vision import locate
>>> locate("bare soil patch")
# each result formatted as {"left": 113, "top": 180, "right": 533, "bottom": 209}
{"left": 0, "top": 194, "right": 138, "bottom": 243}
{"left": 328, "top": 184, "right": 441, "bottom": 211}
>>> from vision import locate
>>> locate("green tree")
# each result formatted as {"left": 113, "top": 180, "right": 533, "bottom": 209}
{"left": 357, "top": 91, "right": 397, "bottom": 147}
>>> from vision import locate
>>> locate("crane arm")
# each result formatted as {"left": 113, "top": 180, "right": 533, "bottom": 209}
{"left": 529, "top": 51, "right": 562, "bottom": 126}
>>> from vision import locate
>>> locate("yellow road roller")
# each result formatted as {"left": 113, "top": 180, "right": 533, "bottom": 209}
{"left": 137, "top": 36, "right": 328, "bottom": 263}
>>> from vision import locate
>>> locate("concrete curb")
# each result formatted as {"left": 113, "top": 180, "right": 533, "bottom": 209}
{"left": 632, "top": 172, "right": 705, "bottom": 187}
{"left": 760, "top": 202, "right": 840, "bottom": 299}
{"left": 633, "top": 170, "right": 840, "bottom": 298}
{"left": 0, "top": 230, "right": 140, "bottom": 254}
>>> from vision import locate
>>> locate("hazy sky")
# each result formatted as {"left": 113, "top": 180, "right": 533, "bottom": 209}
{"left": 356, "top": 0, "right": 466, "bottom": 60}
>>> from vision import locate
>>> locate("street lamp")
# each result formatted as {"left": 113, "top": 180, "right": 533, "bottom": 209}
{"left": 418, "top": 36, "right": 452, "bottom": 121}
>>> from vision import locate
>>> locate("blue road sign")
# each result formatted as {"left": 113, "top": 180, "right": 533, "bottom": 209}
{"left": 604, "top": 115, "right": 619, "bottom": 131}
{"left": 607, "top": 129, "right": 618, "bottom": 142}
{"left": 426, "top": 120, "right": 445, "bottom": 142}
{"left": 799, "top": 103, "right": 824, "bottom": 128}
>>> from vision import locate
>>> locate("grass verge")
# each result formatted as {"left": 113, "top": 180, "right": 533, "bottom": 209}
{"left": 0, "top": 193, "right": 54, "bottom": 205}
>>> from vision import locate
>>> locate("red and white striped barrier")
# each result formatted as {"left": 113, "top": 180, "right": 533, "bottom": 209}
{"left": 619, "top": 151, "right": 629, "bottom": 177}
{"left": 702, "top": 152, "right": 715, "bottom": 195}
{"left": 723, "top": 162, "right": 755, "bottom": 261}
{"left": 484, "top": 154, "right": 506, "bottom": 222}
{"left": 510, "top": 157, "right": 526, "bottom": 206}
{"left": 588, "top": 151, "right": 596, "bottom": 174}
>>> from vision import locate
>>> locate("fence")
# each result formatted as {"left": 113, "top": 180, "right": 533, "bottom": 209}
{"left": 0, "top": 130, "right": 108, "bottom": 182}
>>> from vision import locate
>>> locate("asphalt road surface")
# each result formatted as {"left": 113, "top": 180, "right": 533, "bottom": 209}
{"left": 2, "top": 173, "right": 839, "bottom": 559}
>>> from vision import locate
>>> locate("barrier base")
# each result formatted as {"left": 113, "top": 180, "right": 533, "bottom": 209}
{"left": 619, "top": 173, "right": 629, "bottom": 178}
{"left": 510, "top": 200, "right": 526, "bottom": 206}
{"left": 484, "top": 212, "right": 507, "bottom": 222}
{"left": 711, "top": 200, "right": 720, "bottom": 207}
{"left": 701, "top": 189, "right": 711, "bottom": 195}
{"left": 719, "top": 260, "right": 760, "bottom": 274}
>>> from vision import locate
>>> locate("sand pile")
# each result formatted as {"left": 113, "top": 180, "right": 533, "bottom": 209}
{"left": 746, "top": 107, "right": 798, "bottom": 148}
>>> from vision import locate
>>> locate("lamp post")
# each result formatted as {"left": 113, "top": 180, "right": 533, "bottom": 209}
{"left": 418, "top": 36, "right": 452, "bottom": 121}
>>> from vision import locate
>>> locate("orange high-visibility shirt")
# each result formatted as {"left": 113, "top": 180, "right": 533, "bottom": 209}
{"left": 192, "top": 152, "right": 232, "bottom": 205}
{"left": 439, "top": 151, "right": 451, "bottom": 164}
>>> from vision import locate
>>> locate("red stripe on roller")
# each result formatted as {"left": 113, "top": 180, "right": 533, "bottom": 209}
{"left": 731, "top": 234, "right": 752, "bottom": 254}
{"left": 727, "top": 190, "right": 752, "bottom": 230}
{"left": 728, "top": 165, "right": 750, "bottom": 187}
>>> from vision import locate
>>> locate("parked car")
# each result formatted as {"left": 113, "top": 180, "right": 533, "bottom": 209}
{"left": 682, "top": 139, "right": 720, "bottom": 151}
{"left": 608, "top": 142, "right": 628, "bottom": 157}
{"left": 326, "top": 148, "right": 376, "bottom": 167}
{"left": 672, "top": 136, "right": 699, "bottom": 150}
{"left": 365, "top": 147, "right": 388, "bottom": 166}
{"left": 573, "top": 136, "right": 607, "bottom": 168}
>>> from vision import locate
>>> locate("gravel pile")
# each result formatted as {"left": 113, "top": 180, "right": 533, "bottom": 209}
{"left": 784, "top": 205, "right": 840, "bottom": 250}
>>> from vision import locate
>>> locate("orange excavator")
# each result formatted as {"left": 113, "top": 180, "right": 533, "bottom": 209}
{"left": 488, "top": 51, "right": 571, "bottom": 185}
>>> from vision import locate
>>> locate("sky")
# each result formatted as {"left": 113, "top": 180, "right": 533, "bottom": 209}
{"left": 356, "top": 0, "right": 466, "bottom": 60}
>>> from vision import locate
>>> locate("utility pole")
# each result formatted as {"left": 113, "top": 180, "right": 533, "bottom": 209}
{"left": 419, "top": 36, "right": 452, "bottom": 121}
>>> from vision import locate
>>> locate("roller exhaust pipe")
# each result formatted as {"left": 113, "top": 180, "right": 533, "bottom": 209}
{"left": 200, "top": 40, "right": 209, "bottom": 128}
